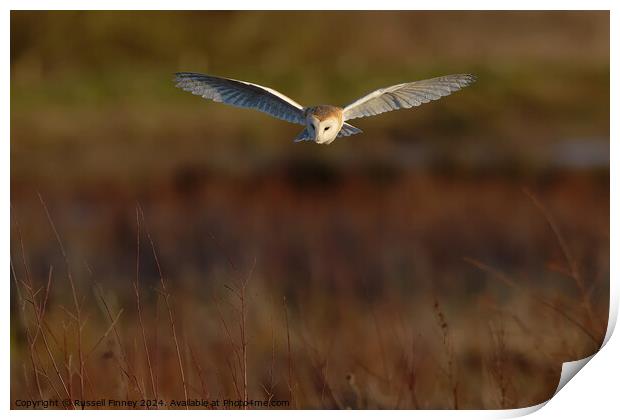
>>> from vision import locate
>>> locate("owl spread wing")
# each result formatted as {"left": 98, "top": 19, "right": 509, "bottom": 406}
{"left": 174, "top": 72, "right": 306, "bottom": 125}
{"left": 342, "top": 74, "right": 476, "bottom": 121}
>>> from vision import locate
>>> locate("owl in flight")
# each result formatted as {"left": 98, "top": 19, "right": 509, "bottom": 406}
{"left": 175, "top": 72, "right": 475, "bottom": 145}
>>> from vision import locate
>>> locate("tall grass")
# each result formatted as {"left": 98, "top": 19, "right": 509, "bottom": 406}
{"left": 10, "top": 188, "right": 607, "bottom": 409}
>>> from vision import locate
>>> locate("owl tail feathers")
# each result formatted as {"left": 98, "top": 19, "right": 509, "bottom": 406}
{"left": 337, "top": 122, "right": 363, "bottom": 138}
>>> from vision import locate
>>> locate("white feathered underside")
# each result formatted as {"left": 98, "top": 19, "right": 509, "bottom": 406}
{"left": 175, "top": 72, "right": 306, "bottom": 125}
{"left": 343, "top": 74, "right": 476, "bottom": 121}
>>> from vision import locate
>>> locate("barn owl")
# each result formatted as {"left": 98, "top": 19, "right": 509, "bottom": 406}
{"left": 174, "top": 72, "right": 475, "bottom": 145}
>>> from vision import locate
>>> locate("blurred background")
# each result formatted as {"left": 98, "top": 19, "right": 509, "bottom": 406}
{"left": 11, "top": 11, "right": 609, "bottom": 409}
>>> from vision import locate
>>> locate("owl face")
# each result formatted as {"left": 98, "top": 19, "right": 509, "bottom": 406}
{"left": 306, "top": 106, "right": 344, "bottom": 144}
{"left": 307, "top": 116, "right": 339, "bottom": 144}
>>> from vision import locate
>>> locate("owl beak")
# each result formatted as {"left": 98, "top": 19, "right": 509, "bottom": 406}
{"left": 313, "top": 132, "right": 323, "bottom": 143}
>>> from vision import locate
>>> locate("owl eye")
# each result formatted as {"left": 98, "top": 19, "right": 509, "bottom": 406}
{"left": 324, "top": 126, "right": 330, "bottom": 131}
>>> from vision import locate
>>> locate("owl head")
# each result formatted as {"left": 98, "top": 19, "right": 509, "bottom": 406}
{"left": 306, "top": 106, "right": 343, "bottom": 144}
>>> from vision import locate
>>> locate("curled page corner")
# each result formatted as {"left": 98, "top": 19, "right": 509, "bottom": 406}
{"left": 550, "top": 279, "right": 619, "bottom": 396}
{"left": 497, "top": 354, "right": 598, "bottom": 417}
{"left": 500, "top": 296, "right": 617, "bottom": 418}
{"left": 554, "top": 355, "right": 595, "bottom": 395}
{"left": 541, "top": 302, "right": 616, "bottom": 409}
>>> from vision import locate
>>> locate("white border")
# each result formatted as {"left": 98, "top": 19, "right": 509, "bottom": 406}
{"left": 4, "top": 2, "right": 616, "bottom": 419}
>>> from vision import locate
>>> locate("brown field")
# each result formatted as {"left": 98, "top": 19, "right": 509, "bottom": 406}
{"left": 10, "top": 11, "right": 609, "bottom": 409}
